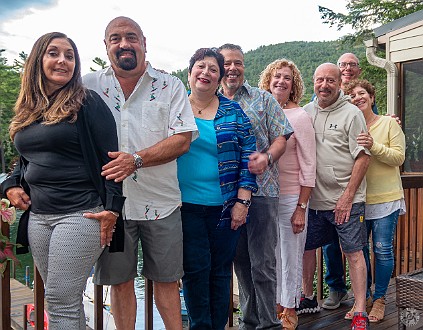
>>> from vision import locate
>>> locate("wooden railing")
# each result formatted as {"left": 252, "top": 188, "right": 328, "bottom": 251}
{"left": 1, "top": 184, "right": 422, "bottom": 329}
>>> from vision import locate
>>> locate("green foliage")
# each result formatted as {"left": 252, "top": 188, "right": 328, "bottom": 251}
{"left": 0, "top": 50, "right": 21, "bottom": 173}
{"left": 172, "top": 41, "right": 387, "bottom": 108}
{"left": 242, "top": 41, "right": 367, "bottom": 106}
{"left": 319, "top": 0, "right": 423, "bottom": 35}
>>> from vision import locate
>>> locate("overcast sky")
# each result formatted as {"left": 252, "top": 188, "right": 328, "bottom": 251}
{"left": 0, "top": 0, "right": 357, "bottom": 75}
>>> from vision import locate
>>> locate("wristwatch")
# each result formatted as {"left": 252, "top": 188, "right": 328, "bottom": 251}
{"left": 235, "top": 198, "right": 251, "bottom": 208}
{"left": 132, "top": 153, "right": 143, "bottom": 169}
{"left": 267, "top": 152, "right": 273, "bottom": 166}
{"left": 297, "top": 202, "right": 307, "bottom": 210}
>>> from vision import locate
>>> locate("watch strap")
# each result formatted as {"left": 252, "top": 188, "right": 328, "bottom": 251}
{"left": 297, "top": 202, "right": 307, "bottom": 209}
{"left": 235, "top": 198, "right": 251, "bottom": 207}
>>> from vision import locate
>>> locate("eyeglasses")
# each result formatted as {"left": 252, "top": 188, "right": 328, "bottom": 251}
{"left": 338, "top": 62, "right": 359, "bottom": 68}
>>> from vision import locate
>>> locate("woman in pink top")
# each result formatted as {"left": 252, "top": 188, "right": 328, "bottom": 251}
{"left": 259, "top": 59, "right": 316, "bottom": 329}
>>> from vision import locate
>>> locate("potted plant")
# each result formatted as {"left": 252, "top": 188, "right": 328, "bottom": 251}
{"left": 0, "top": 198, "right": 20, "bottom": 276}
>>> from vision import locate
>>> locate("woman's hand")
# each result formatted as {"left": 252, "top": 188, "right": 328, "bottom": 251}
{"left": 291, "top": 208, "right": 306, "bottom": 234}
{"left": 231, "top": 203, "right": 248, "bottom": 230}
{"left": 84, "top": 210, "right": 118, "bottom": 247}
{"left": 6, "top": 187, "right": 31, "bottom": 210}
{"left": 357, "top": 132, "right": 373, "bottom": 150}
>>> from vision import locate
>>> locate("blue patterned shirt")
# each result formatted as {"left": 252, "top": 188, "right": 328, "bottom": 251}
{"left": 178, "top": 93, "right": 258, "bottom": 226}
{"left": 221, "top": 82, "right": 293, "bottom": 197}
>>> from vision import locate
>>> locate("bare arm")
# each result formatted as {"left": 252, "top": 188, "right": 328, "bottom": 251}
{"left": 102, "top": 132, "right": 192, "bottom": 182}
{"left": 334, "top": 151, "right": 370, "bottom": 224}
{"left": 291, "top": 186, "right": 313, "bottom": 234}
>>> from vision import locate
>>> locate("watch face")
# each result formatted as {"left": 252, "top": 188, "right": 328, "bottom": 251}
{"left": 133, "top": 154, "right": 143, "bottom": 168}
{"left": 237, "top": 198, "right": 251, "bottom": 207}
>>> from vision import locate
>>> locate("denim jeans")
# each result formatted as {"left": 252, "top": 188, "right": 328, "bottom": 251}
{"left": 363, "top": 209, "right": 400, "bottom": 300}
{"left": 181, "top": 203, "right": 241, "bottom": 330}
{"left": 234, "top": 196, "right": 280, "bottom": 330}
{"left": 322, "top": 238, "right": 347, "bottom": 293}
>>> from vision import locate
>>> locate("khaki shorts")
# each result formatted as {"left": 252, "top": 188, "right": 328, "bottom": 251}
{"left": 94, "top": 208, "right": 183, "bottom": 285}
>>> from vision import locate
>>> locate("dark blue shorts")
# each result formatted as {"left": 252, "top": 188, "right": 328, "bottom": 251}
{"left": 304, "top": 202, "right": 367, "bottom": 253}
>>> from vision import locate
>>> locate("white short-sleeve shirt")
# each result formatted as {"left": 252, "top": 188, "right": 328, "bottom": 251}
{"left": 83, "top": 63, "right": 198, "bottom": 220}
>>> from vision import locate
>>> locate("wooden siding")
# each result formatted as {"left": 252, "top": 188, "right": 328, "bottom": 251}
{"left": 386, "top": 22, "right": 423, "bottom": 62}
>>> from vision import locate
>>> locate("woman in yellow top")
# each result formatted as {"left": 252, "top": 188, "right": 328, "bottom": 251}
{"left": 345, "top": 79, "right": 406, "bottom": 323}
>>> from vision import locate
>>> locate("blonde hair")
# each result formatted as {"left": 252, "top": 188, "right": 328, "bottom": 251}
{"left": 258, "top": 59, "right": 304, "bottom": 104}
{"left": 10, "top": 32, "right": 85, "bottom": 140}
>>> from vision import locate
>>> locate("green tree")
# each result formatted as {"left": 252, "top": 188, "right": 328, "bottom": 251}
{"left": 319, "top": 0, "right": 423, "bottom": 38}
{"left": 0, "top": 50, "right": 21, "bottom": 173}
{"left": 319, "top": 1, "right": 423, "bottom": 113}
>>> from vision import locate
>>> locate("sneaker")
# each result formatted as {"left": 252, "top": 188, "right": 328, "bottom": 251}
{"left": 322, "top": 291, "right": 348, "bottom": 309}
{"left": 350, "top": 312, "right": 369, "bottom": 329}
{"left": 295, "top": 296, "right": 321, "bottom": 315}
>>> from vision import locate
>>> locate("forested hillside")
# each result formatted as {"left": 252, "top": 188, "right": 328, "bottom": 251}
{"left": 0, "top": 40, "right": 387, "bottom": 173}
{"left": 172, "top": 40, "right": 386, "bottom": 107}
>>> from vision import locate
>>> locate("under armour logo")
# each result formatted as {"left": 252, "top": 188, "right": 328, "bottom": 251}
{"left": 329, "top": 123, "right": 338, "bottom": 130}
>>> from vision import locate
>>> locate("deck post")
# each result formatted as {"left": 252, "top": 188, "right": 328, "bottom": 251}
{"left": 34, "top": 266, "right": 45, "bottom": 329}
{"left": 94, "top": 285, "right": 104, "bottom": 330}
{"left": 145, "top": 278, "right": 153, "bottom": 330}
{"left": 0, "top": 219, "right": 11, "bottom": 329}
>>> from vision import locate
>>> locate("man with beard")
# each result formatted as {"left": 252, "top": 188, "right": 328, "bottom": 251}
{"left": 217, "top": 44, "right": 293, "bottom": 329}
{"left": 83, "top": 16, "right": 198, "bottom": 330}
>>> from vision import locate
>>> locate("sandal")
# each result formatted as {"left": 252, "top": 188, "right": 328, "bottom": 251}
{"left": 368, "top": 298, "right": 385, "bottom": 323}
{"left": 278, "top": 311, "right": 298, "bottom": 330}
{"left": 345, "top": 296, "right": 373, "bottom": 320}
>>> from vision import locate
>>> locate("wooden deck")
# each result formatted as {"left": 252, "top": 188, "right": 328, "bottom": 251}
{"left": 298, "top": 280, "right": 400, "bottom": 330}
{"left": 227, "top": 279, "right": 423, "bottom": 330}
{"left": 9, "top": 278, "right": 423, "bottom": 330}
{"left": 10, "top": 279, "right": 33, "bottom": 330}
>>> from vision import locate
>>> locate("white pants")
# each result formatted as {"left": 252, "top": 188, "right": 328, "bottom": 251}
{"left": 276, "top": 194, "right": 308, "bottom": 308}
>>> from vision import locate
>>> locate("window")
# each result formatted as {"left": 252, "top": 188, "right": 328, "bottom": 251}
{"left": 403, "top": 60, "right": 423, "bottom": 173}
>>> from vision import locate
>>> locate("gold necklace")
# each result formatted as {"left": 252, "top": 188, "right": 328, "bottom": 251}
{"left": 189, "top": 95, "right": 214, "bottom": 114}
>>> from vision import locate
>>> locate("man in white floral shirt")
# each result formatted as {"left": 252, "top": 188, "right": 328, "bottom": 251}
{"left": 83, "top": 16, "right": 197, "bottom": 330}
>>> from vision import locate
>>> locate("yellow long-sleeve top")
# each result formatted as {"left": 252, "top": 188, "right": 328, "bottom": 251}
{"left": 366, "top": 116, "right": 405, "bottom": 204}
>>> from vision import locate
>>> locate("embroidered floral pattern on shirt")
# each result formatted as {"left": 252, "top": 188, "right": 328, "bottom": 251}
{"left": 144, "top": 204, "right": 160, "bottom": 220}
{"left": 177, "top": 113, "right": 184, "bottom": 127}
{"left": 102, "top": 88, "right": 109, "bottom": 98}
{"left": 114, "top": 86, "right": 121, "bottom": 111}
{"left": 150, "top": 78, "right": 158, "bottom": 101}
